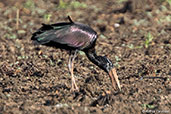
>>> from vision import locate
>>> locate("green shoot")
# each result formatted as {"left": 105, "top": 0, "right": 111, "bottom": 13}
{"left": 127, "top": 44, "right": 134, "bottom": 49}
{"left": 114, "top": 56, "right": 121, "bottom": 67}
{"left": 5, "top": 33, "right": 17, "bottom": 39}
{"left": 58, "top": 0, "right": 87, "bottom": 9}
{"left": 58, "top": 0, "right": 68, "bottom": 9}
{"left": 44, "top": 14, "right": 52, "bottom": 22}
{"left": 70, "top": 1, "right": 87, "bottom": 8}
{"left": 167, "top": 0, "right": 171, "bottom": 6}
{"left": 162, "top": 0, "right": 171, "bottom": 6}
{"left": 117, "top": 0, "right": 128, "bottom": 3}
{"left": 24, "top": 0, "right": 35, "bottom": 9}
{"left": 144, "top": 32, "right": 153, "bottom": 48}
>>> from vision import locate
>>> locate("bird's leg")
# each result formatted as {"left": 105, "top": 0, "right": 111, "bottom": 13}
{"left": 68, "top": 50, "right": 79, "bottom": 91}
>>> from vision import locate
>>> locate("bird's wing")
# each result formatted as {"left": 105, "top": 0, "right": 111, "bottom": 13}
{"left": 31, "top": 23, "right": 71, "bottom": 44}
{"left": 53, "top": 27, "right": 95, "bottom": 49}
{"left": 32, "top": 23, "right": 97, "bottom": 49}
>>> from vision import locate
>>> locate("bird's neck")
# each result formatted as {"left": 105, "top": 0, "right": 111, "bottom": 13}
{"left": 84, "top": 47, "right": 102, "bottom": 69}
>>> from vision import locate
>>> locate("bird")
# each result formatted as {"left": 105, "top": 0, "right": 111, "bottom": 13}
{"left": 31, "top": 16, "right": 121, "bottom": 91}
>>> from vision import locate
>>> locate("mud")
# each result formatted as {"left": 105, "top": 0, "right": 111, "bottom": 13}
{"left": 0, "top": 0, "right": 170, "bottom": 113}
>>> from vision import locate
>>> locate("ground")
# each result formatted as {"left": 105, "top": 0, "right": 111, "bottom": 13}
{"left": 0, "top": 0, "right": 171, "bottom": 114}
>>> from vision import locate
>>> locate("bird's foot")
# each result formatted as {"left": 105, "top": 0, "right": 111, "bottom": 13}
{"left": 71, "top": 80, "right": 79, "bottom": 92}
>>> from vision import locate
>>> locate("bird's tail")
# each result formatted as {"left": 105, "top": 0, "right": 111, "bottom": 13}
{"left": 31, "top": 16, "right": 74, "bottom": 45}
{"left": 31, "top": 24, "right": 53, "bottom": 44}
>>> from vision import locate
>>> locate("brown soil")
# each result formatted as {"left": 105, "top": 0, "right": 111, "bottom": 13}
{"left": 0, "top": 0, "right": 170, "bottom": 114}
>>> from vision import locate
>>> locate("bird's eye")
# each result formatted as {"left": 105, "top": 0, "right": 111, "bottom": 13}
{"left": 106, "top": 62, "right": 110, "bottom": 68}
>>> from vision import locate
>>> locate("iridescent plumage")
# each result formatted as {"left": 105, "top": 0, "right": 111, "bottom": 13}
{"left": 31, "top": 18, "right": 97, "bottom": 50}
{"left": 31, "top": 16, "right": 121, "bottom": 91}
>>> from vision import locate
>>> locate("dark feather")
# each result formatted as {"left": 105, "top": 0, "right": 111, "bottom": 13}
{"left": 31, "top": 17, "right": 121, "bottom": 91}
{"left": 31, "top": 22, "right": 72, "bottom": 43}
{"left": 31, "top": 20, "right": 97, "bottom": 50}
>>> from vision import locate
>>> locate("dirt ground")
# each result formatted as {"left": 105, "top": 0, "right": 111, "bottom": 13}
{"left": 0, "top": 0, "right": 170, "bottom": 114}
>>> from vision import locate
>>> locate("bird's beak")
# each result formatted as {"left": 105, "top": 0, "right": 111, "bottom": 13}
{"left": 109, "top": 68, "right": 121, "bottom": 91}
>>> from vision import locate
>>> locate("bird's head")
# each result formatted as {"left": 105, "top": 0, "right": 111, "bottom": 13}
{"left": 97, "top": 56, "right": 121, "bottom": 91}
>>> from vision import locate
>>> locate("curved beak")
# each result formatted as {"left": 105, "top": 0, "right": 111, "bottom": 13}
{"left": 108, "top": 68, "right": 121, "bottom": 91}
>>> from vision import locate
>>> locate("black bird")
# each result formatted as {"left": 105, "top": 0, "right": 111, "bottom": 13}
{"left": 31, "top": 16, "right": 121, "bottom": 91}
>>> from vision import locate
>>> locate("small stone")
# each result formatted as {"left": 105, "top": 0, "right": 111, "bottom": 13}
{"left": 114, "top": 23, "right": 120, "bottom": 28}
